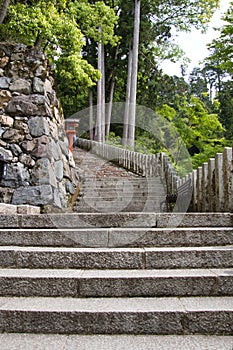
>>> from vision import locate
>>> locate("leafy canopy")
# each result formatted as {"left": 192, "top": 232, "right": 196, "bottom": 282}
{"left": 205, "top": 2, "right": 233, "bottom": 75}
{"left": 0, "top": 0, "right": 119, "bottom": 87}
{"left": 157, "top": 95, "right": 225, "bottom": 168}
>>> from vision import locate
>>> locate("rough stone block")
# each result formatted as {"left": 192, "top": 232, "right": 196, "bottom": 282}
{"left": 9, "top": 78, "right": 31, "bottom": 95}
{"left": 17, "top": 205, "right": 40, "bottom": 214}
{"left": 30, "top": 135, "right": 51, "bottom": 158}
{"left": 2, "top": 128, "right": 24, "bottom": 143}
{"left": 5, "top": 95, "right": 49, "bottom": 116}
{"left": 19, "top": 153, "right": 35, "bottom": 167}
{"left": 0, "top": 114, "right": 14, "bottom": 127}
{"left": 0, "top": 56, "right": 9, "bottom": 68}
{"left": 0, "top": 203, "right": 17, "bottom": 214}
{"left": 1, "top": 162, "right": 30, "bottom": 188}
{"left": 31, "top": 158, "right": 57, "bottom": 188}
{"left": 12, "top": 185, "right": 54, "bottom": 206}
{"left": 0, "top": 77, "right": 11, "bottom": 89}
{"left": 50, "top": 139, "right": 62, "bottom": 161}
{"left": 0, "top": 146, "right": 13, "bottom": 162}
{"left": 5, "top": 95, "right": 38, "bottom": 116}
{"left": 54, "top": 160, "right": 64, "bottom": 181}
{"left": 14, "top": 120, "right": 29, "bottom": 133}
{"left": 28, "top": 116, "right": 49, "bottom": 137}
{"left": 33, "top": 77, "right": 45, "bottom": 94}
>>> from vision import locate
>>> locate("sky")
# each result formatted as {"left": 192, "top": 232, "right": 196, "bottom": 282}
{"left": 160, "top": 0, "right": 231, "bottom": 77}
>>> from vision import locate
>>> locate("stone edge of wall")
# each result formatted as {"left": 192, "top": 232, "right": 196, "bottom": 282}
{"left": 0, "top": 203, "right": 40, "bottom": 214}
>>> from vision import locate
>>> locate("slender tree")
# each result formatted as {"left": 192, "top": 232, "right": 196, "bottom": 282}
{"left": 96, "top": 30, "right": 103, "bottom": 142}
{"left": 122, "top": 47, "right": 133, "bottom": 146}
{"left": 88, "top": 89, "right": 94, "bottom": 140}
{"left": 126, "top": 0, "right": 140, "bottom": 149}
{"left": 0, "top": 0, "right": 10, "bottom": 24}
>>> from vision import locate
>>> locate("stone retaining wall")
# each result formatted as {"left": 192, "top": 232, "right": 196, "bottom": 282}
{"left": 0, "top": 43, "right": 79, "bottom": 211}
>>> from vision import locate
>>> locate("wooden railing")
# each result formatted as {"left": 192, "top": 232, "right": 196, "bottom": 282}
{"left": 76, "top": 138, "right": 161, "bottom": 177}
{"left": 158, "top": 146, "right": 233, "bottom": 212}
{"left": 76, "top": 138, "right": 233, "bottom": 213}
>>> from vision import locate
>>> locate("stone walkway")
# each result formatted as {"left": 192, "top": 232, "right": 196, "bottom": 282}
{"left": 72, "top": 147, "right": 141, "bottom": 179}
{"left": 72, "top": 147, "right": 165, "bottom": 213}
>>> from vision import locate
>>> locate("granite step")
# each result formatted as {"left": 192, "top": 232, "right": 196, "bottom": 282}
{"left": 80, "top": 191, "right": 165, "bottom": 198}
{"left": 0, "top": 227, "right": 232, "bottom": 247}
{"left": 0, "top": 296, "right": 232, "bottom": 334}
{"left": 76, "top": 204, "right": 162, "bottom": 213}
{"left": 0, "top": 268, "right": 231, "bottom": 297}
{"left": 0, "top": 213, "right": 232, "bottom": 229}
{"left": 0, "top": 333, "right": 232, "bottom": 350}
{"left": 77, "top": 196, "right": 164, "bottom": 202}
{"left": 0, "top": 246, "right": 232, "bottom": 269}
{"left": 81, "top": 180, "right": 164, "bottom": 187}
{"left": 81, "top": 187, "right": 165, "bottom": 192}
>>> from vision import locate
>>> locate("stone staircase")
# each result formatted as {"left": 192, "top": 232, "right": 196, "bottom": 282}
{"left": 73, "top": 148, "right": 166, "bottom": 213}
{"left": 0, "top": 212, "right": 232, "bottom": 338}
{"left": 0, "top": 147, "right": 232, "bottom": 347}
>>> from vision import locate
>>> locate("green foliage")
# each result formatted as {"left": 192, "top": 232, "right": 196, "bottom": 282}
{"left": 0, "top": 1, "right": 100, "bottom": 86}
{"left": 69, "top": 0, "right": 120, "bottom": 45}
{"left": 106, "top": 131, "right": 163, "bottom": 155}
{"left": 157, "top": 95, "right": 226, "bottom": 168}
{"left": 217, "top": 80, "right": 233, "bottom": 141}
{"left": 105, "top": 131, "right": 122, "bottom": 146}
{"left": 1, "top": 0, "right": 229, "bottom": 167}
{"left": 205, "top": 3, "right": 233, "bottom": 75}
{"left": 0, "top": 0, "right": 119, "bottom": 117}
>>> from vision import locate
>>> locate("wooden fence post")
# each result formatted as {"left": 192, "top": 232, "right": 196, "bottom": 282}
{"left": 197, "top": 167, "right": 202, "bottom": 212}
{"left": 207, "top": 158, "right": 215, "bottom": 212}
{"left": 201, "top": 163, "right": 208, "bottom": 212}
{"left": 191, "top": 169, "right": 197, "bottom": 212}
{"left": 223, "top": 147, "right": 233, "bottom": 212}
{"left": 215, "top": 153, "right": 224, "bottom": 212}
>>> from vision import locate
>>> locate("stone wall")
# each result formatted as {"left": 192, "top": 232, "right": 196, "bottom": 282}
{"left": 0, "top": 43, "right": 79, "bottom": 211}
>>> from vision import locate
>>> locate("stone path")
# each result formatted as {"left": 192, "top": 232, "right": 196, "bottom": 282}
{"left": 72, "top": 147, "right": 165, "bottom": 213}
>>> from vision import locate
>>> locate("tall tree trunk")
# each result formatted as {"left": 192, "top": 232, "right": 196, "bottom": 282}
{"left": 128, "top": 0, "right": 140, "bottom": 149}
{"left": 101, "top": 43, "right": 105, "bottom": 142}
{"left": 122, "top": 47, "right": 133, "bottom": 147}
{"left": 105, "top": 75, "right": 115, "bottom": 138}
{"left": 0, "top": 0, "right": 10, "bottom": 25}
{"left": 105, "top": 46, "right": 119, "bottom": 139}
{"left": 96, "top": 30, "right": 103, "bottom": 142}
{"left": 89, "top": 89, "right": 93, "bottom": 140}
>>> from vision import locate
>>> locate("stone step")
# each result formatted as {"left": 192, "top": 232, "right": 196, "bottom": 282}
{"left": 79, "top": 195, "right": 164, "bottom": 201}
{"left": 0, "top": 227, "right": 232, "bottom": 247}
{"left": 0, "top": 333, "right": 232, "bottom": 350}
{"left": 76, "top": 204, "right": 161, "bottom": 213}
{"left": 81, "top": 183, "right": 165, "bottom": 191}
{"left": 82, "top": 176, "right": 160, "bottom": 180}
{"left": 82, "top": 178, "right": 164, "bottom": 184}
{"left": 0, "top": 296, "right": 232, "bottom": 334}
{"left": 80, "top": 189, "right": 165, "bottom": 196}
{"left": 80, "top": 189, "right": 165, "bottom": 197}
{"left": 0, "top": 213, "right": 232, "bottom": 228}
{"left": 0, "top": 268, "right": 231, "bottom": 297}
{"left": 82, "top": 180, "right": 163, "bottom": 184}
{"left": 0, "top": 246, "right": 232, "bottom": 269}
